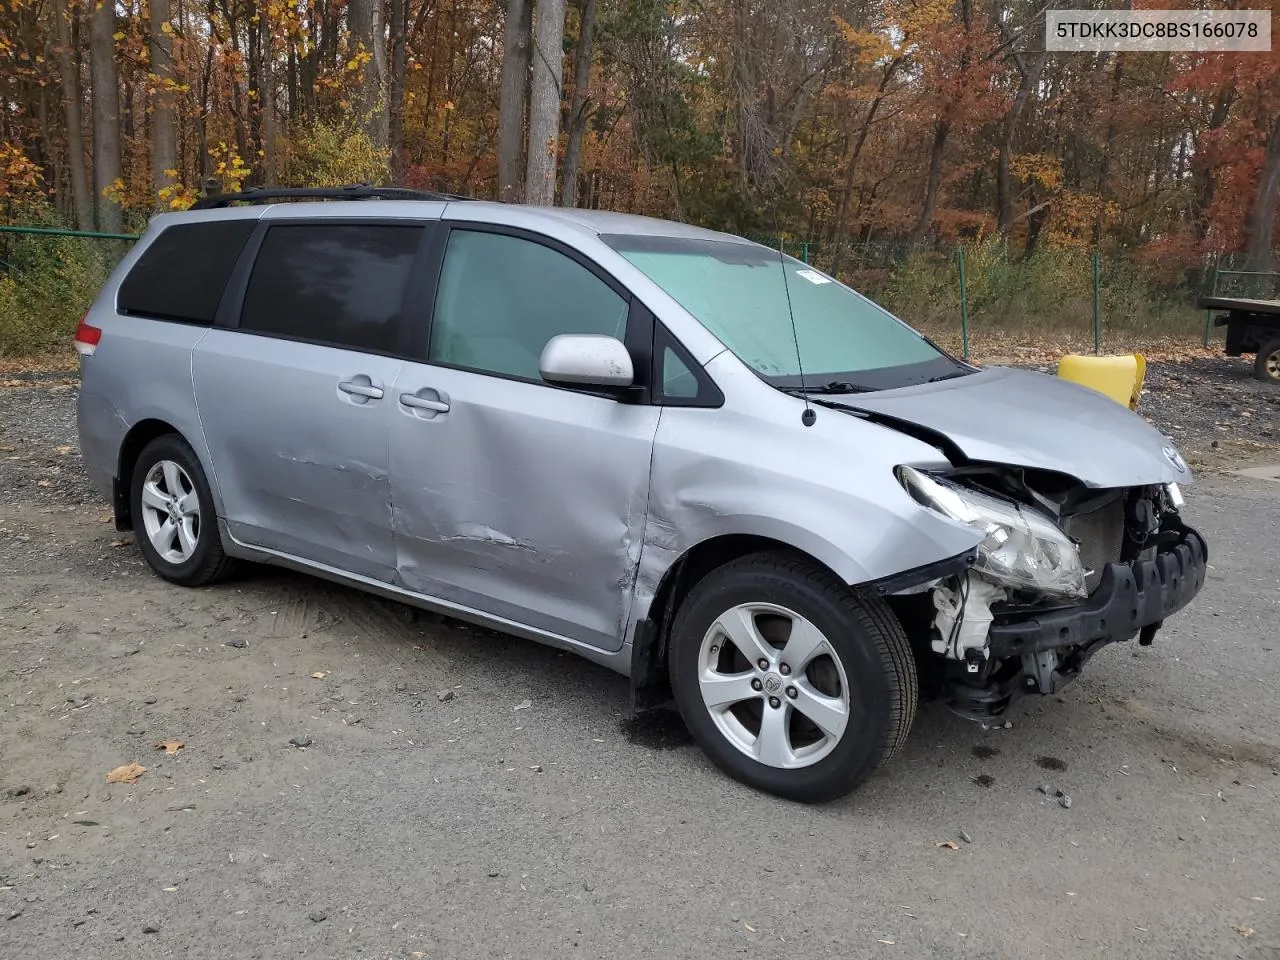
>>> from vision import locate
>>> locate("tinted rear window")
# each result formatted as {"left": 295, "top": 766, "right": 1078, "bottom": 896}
{"left": 117, "top": 220, "right": 256, "bottom": 323}
{"left": 239, "top": 224, "right": 422, "bottom": 354}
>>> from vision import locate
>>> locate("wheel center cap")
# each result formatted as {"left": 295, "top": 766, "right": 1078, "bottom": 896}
{"left": 762, "top": 673, "right": 783, "bottom": 695}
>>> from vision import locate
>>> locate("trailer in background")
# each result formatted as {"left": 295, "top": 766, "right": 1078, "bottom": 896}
{"left": 1196, "top": 296, "right": 1280, "bottom": 383}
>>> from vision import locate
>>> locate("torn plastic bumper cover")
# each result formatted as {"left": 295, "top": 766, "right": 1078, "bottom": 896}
{"left": 988, "top": 520, "right": 1208, "bottom": 658}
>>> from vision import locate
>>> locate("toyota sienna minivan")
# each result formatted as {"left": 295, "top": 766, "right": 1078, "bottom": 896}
{"left": 75, "top": 186, "right": 1207, "bottom": 802}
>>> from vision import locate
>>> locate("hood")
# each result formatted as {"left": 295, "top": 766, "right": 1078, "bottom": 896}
{"left": 830, "top": 366, "right": 1190, "bottom": 489}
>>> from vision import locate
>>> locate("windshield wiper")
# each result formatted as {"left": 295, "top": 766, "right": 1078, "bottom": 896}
{"left": 806, "top": 380, "right": 874, "bottom": 395}
{"left": 925, "top": 370, "right": 969, "bottom": 383}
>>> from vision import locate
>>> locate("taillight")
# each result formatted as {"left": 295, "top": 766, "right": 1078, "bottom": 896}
{"left": 74, "top": 315, "right": 102, "bottom": 357}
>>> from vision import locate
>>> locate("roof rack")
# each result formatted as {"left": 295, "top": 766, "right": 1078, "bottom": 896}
{"left": 189, "top": 184, "right": 476, "bottom": 210}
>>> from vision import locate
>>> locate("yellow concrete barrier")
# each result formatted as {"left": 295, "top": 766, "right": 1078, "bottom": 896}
{"left": 1056, "top": 354, "right": 1146, "bottom": 410}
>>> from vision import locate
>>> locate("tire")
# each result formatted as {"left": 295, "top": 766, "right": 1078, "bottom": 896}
{"left": 1255, "top": 337, "right": 1280, "bottom": 383}
{"left": 129, "top": 434, "right": 236, "bottom": 586}
{"left": 668, "top": 551, "right": 917, "bottom": 803}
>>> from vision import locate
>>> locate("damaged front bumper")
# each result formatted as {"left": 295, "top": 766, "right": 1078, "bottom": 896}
{"left": 945, "top": 521, "right": 1208, "bottom": 718}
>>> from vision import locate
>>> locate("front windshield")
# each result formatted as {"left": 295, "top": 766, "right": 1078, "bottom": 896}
{"left": 603, "top": 234, "right": 962, "bottom": 391}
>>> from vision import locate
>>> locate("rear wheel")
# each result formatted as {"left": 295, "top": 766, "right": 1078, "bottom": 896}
{"left": 1255, "top": 337, "right": 1280, "bottom": 383}
{"left": 668, "top": 552, "right": 917, "bottom": 803}
{"left": 130, "top": 434, "right": 236, "bottom": 586}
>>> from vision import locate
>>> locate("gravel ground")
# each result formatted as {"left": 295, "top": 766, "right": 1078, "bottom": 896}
{"left": 1, "top": 368, "right": 1279, "bottom": 960}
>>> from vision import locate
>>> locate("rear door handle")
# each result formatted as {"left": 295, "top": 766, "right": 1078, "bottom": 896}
{"left": 339, "top": 380, "right": 384, "bottom": 399}
{"left": 399, "top": 393, "right": 450, "bottom": 413}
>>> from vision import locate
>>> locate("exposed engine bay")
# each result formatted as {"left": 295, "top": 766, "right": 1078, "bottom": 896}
{"left": 887, "top": 464, "right": 1205, "bottom": 720}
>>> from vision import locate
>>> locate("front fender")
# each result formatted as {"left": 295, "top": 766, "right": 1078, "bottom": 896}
{"left": 629, "top": 398, "right": 985, "bottom": 636}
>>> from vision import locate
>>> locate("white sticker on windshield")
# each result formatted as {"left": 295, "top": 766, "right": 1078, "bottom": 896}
{"left": 795, "top": 269, "right": 832, "bottom": 285}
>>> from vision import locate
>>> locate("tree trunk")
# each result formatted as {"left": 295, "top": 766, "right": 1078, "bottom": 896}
{"left": 996, "top": 51, "right": 1045, "bottom": 236}
{"left": 1193, "top": 87, "right": 1235, "bottom": 241}
{"left": 150, "top": 0, "right": 178, "bottom": 204}
{"left": 349, "top": 0, "right": 389, "bottom": 150}
{"left": 260, "top": 11, "right": 275, "bottom": 183}
{"left": 89, "top": 0, "right": 123, "bottom": 231}
{"left": 1245, "top": 114, "right": 1280, "bottom": 271}
{"left": 497, "top": 0, "right": 531, "bottom": 201}
{"left": 55, "top": 0, "right": 93, "bottom": 229}
{"left": 525, "top": 0, "right": 567, "bottom": 205}
{"left": 388, "top": 0, "right": 408, "bottom": 182}
{"left": 560, "top": 0, "right": 595, "bottom": 207}
{"left": 909, "top": 120, "right": 949, "bottom": 243}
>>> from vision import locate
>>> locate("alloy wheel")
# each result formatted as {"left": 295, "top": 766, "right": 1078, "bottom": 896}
{"left": 139, "top": 459, "right": 201, "bottom": 565}
{"left": 697, "top": 602, "right": 851, "bottom": 769}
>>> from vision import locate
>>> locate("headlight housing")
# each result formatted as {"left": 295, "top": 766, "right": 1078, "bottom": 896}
{"left": 897, "top": 466, "right": 1087, "bottom": 600}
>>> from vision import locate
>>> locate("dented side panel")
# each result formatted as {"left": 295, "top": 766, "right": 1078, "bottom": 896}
{"left": 387, "top": 361, "right": 660, "bottom": 652}
{"left": 628, "top": 353, "right": 986, "bottom": 639}
{"left": 192, "top": 329, "right": 403, "bottom": 581}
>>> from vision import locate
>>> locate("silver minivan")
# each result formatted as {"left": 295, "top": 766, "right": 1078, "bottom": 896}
{"left": 75, "top": 187, "right": 1207, "bottom": 802}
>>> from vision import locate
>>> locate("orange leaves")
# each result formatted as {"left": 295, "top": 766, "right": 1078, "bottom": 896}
{"left": 106, "top": 763, "right": 146, "bottom": 784}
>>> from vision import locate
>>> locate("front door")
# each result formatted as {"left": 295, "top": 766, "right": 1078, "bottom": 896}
{"left": 193, "top": 221, "right": 425, "bottom": 581}
{"left": 388, "top": 226, "right": 660, "bottom": 650}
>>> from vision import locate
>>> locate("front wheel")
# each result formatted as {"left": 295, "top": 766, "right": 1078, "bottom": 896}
{"left": 668, "top": 552, "right": 917, "bottom": 803}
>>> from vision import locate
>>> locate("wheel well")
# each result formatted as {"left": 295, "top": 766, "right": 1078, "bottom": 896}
{"left": 629, "top": 534, "right": 841, "bottom": 710}
{"left": 113, "top": 419, "right": 181, "bottom": 530}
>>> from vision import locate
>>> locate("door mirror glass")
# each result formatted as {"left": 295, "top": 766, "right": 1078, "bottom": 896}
{"left": 539, "top": 334, "right": 634, "bottom": 388}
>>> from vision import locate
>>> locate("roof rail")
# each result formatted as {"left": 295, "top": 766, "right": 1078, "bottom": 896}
{"left": 189, "top": 184, "right": 476, "bottom": 210}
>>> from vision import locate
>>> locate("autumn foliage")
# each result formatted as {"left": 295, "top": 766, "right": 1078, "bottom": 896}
{"left": 0, "top": 0, "right": 1277, "bottom": 268}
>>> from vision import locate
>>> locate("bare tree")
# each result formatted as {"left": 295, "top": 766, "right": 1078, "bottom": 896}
{"left": 560, "top": 0, "right": 595, "bottom": 207}
{"left": 150, "top": 0, "right": 178, "bottom": 203}
{"left": 89, "top": 0, "right": 123, "bottom": 231}
{"left": 54, "top": 0, "right": 92, "bottom": 229}
{"left": 1245, "top": 114, "right": 1280, "bottom": 271}
{"left": 497, "top": 0, "right": 532, "bottom": 201}
{"left": 349, "top": 0, "right": 389, "bottom": 149}
{"left": 525, "top": 0, "right": 566, "bottom": 205}
{"left": 388, "top": 0, "right": 408, "bottom": 181}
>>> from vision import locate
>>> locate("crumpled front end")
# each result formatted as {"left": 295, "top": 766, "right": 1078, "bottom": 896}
{"left": 883, "top": 466, "right": 1208, "bottom": 720}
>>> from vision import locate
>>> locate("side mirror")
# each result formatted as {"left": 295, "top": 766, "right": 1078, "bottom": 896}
{"left": 539, "top": 334, "right": 635, "bottom": 389}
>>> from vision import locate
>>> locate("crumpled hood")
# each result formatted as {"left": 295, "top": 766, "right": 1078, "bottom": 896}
{"left": 831, "top": 366, "right": 1191, "bottom": 489}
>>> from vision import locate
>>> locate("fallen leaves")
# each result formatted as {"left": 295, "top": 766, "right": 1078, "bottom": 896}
{"left": 155, "top": 739, "right": 184, "bottom": 755}
{"left": 105, "top": 762, "right": 146, "bottom": 784}
{"left": 1234, "top": 925, "right": 1255, "bottom": 939}
{"left": 936, "top": 840, "right": 959, "bottom": 851}
{"left": 311, "top": 671, "right": 327, "bottom": 680}
{"left": 54, "top": 445, "right": 75, "bottom": 455}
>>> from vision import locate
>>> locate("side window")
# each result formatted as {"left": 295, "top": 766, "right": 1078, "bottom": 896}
{"left": 239, "top": 224, "right": 422, "bottom": 353}
{"left": 118, "top": 220, "right": 255, "bottom": 323}
{"left": 661, "top": 346, "right": 700, "bottom": 399}
{"left": 653, "top": 325, "right": 723, "bottom": 407}
{"left": 428, "top": 229, "right": 629, "bottom": 381}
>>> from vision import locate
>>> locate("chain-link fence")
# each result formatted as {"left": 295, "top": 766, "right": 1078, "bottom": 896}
{"left": 2, "top": 222, "right": 1277, "bottom": 360}
{"left": 0, "top": 225, "right": 136, "bottom": 357}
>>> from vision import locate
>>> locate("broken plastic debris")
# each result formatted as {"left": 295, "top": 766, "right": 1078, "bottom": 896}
{"left": 311, "top": 672, "right": 327, "bottom": 680}
{"left": 936, "top": 840, "right": 959, "bottom": 851}
{"left": 105, "top": 763, "right": 146, "bottom": 784}
{"left": 155, "top": 739, "right": 184, "bottom": 755}
{"left": 513, "top": 699, "right": 532, "bottom": 711}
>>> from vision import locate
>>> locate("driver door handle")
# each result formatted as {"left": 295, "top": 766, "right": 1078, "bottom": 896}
{"left": 399, "top": 393, "right": 450, "bottom": 413}
{"left": 339, "top": 380, "right": 384, "bottom": 399}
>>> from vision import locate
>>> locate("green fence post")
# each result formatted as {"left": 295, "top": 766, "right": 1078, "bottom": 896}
{"left": 802, "top": 241, "right": 810, "bottom": 264}
{"left": 1092, "top": 251, "right": 1101, "bottom": 356}
{"left": 1203, "top": 258, "right": 1220, "bottom": 348}
{"left": 957, "top": 246, "right": 970, "bottom": 360}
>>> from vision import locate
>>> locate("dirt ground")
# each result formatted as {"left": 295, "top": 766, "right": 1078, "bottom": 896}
{"left": 2, "top": 362, "right": 1279, "bottom": 960}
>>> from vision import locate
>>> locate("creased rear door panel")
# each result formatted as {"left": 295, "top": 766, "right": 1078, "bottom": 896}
{"left": 192, "top": 329, "right": 402, "bottom": 581}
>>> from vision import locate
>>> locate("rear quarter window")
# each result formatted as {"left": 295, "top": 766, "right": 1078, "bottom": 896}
{"left": 117, "top": 220, "right": 256, "bottom": 324}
